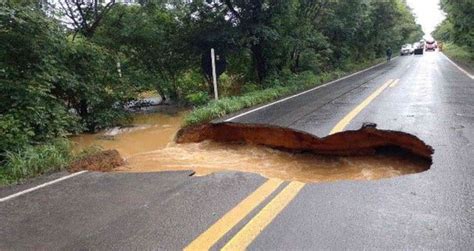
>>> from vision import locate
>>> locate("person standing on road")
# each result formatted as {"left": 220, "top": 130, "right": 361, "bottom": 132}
{"left": 386, "top": 47, "right": 392, "bottom": 62}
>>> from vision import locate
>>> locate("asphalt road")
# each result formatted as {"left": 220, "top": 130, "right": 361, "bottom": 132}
{"left": 1, "top": 52, "right": 473, "bottom": 250}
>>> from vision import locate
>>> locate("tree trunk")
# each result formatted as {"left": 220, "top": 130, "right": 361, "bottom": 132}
{"left": 251, "top": 43, "right": 267, "bottom": 84}
{"left": 79, "top": 99, "right": 88, "bottom": 118}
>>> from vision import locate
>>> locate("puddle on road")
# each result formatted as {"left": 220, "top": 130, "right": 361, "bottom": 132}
{"left": 73, "top": 112, "right": 431, "bottom": 183}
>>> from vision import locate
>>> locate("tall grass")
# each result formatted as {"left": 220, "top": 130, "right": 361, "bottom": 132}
{"left": 0, "top": 139, "right": 73, "bottom": 185}
{"left": 443, "top": 43, "right": 474, "bottom": 67}
{"left": 184, "top": 59, "right": 384, "bottom": 127}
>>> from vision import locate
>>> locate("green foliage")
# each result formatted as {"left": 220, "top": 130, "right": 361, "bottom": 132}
{"left": 433, "top": 19, "right": 454, "bottom": 42}
{"left": 0, "top": 5, "right": 136, "bottom": 136}
{"left": 58, "top": 38, "right": 134, "bottom": 131}
{"left": 0, "top": 139, "right": 73, "bottom": 185}
{"left": 442, "top": 43, "right": 474, "bottom": 67}
{"left": 433, "top": 1, "right": 473, "bottom": 68}
{"left": 183, "top": 72, "right": 318, "bottom": 126}
{"left": 183, "top": 58, "right": 383, "bottom": 127}
{"left": 0, "top": 5, "right": 79, "bottom": 151}
{"left": 0, "top": 115, "right": 32, "bottom": 153}
{"left": 0, "top": 4, "right": 137, "bottom": 179}
{"left": 94, "top": 0, "right": 422, "bottom": 100}
{"left": 439, "top": 0, "right": 474, "bottom": 48}
{"left": 93, "top": 4, "right": 192, "bottom": 101}
{"left": 186, "top": 92, "right": 211, "bottom": 107}
{"left": 434, "top": 1, "right": 473, "bottom": 55}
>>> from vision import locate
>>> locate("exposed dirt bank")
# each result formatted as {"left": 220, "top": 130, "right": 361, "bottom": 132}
{"left": 176, "top": 122, "right": 434, "bottom": 160}
{"left": 72, "top": 112, "right": 433, "bottom": 183}
{"left": 69, "top": 150, "right": 124, "bottom": 172}
{"left": 116, "top": 122, "right": 432, "bottom": 183}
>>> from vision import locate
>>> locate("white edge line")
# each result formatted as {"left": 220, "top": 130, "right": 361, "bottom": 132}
{"left": 0, "top": 171, "right": 88, "bottom": 202}
{"left": 225, "top": 59, "right": 392, "bottom": 121}
{"left": 441, "top": 52, "right": 474, "bottom": 80}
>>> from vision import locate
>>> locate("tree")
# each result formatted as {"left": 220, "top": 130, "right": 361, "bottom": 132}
{"left": 0, "top": 4, "right": 78, "bottom": 153}
{"left": 221, "top": 0, "right": 292, "bottom": 83}
{"left": 94, "top": 3, "right": 193, "bottom": 101}
{"left": 56, "top": 0, "right": 117, "bottom": 38}
{"left": 179, "top": 0, "right": 238, "bottom": 93}
{"left": 439, "top": 0, "right": 474, "bottom": 49}
{"left": 433, "top": 19, "right": 454, "bottom": 42}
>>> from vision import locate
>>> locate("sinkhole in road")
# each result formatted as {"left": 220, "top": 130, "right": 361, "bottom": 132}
{"left": 116, "top": 122, "right": 433, "bottom": 183}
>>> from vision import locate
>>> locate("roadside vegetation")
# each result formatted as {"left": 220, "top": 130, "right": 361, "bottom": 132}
{"left": 0, "top": 140, "right": 73, "bottom": 185}
{"left": 1, "top": 0, "right": 423, "bottom": 185}
{"left": 441, "top": 43, "right": 474, "bottom": 69}
{"left": 184, "top": 59, "right": 385, "bottom": 126}
{"left": 433, "top": 0, "right": 474, "bottom": 71}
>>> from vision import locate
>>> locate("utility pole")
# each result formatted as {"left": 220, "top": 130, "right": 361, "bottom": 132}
{"left": 211, "top": 48, "right": 219, "bottom": 100}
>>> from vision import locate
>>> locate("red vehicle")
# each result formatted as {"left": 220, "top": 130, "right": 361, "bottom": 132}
{"left": 425, "top": 40, "right": 436, "bottom": 51}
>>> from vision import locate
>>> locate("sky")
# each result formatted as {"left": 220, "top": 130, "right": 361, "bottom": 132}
{"left": 406, "top": 0, "right": 446, "bottom": 39}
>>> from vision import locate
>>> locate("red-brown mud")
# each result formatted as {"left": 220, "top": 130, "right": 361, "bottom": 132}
{"left": 73, "top": 115, "right": 433, "bottom": 182}
{"left": 176, "top": 122, "right": 433, "bottom": 160}
{"left": 69, "top": 150, "right": 125, "bottom": 172}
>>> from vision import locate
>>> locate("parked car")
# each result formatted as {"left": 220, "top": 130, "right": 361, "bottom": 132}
{"left": 413, "top": 42, "right": 424, "bottom": 55}
{"left": 425, "top": 40, "right": 436, "bottom": 51}
{"left": 400, "top": 44, "right": 413, "bottom": 56}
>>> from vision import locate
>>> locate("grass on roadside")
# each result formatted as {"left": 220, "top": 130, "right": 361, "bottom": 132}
{"left": 0, "top": 139, "right": 101, "bottom": 186}
{"left": 442, "top": 43, "right": 474, "bottom": 70}
{"left": 183, "top": 59, "right": 384, "bottom": 127}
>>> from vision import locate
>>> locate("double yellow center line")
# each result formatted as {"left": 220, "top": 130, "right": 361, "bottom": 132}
{"left": 184, "top": 179, "right": 284, "bottom": 250}
{"left": 185, "top": 78, "right": 397, "bottom": 251}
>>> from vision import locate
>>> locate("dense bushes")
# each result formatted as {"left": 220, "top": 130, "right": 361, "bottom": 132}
{"left": 0, "top": 4, "right": 135, "bottom": 183}
{"left": 0, "top": 6, "right": 78, "bottom": 152}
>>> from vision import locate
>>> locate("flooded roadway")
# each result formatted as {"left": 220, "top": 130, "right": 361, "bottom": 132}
{"left": 72, "top": 112, "right": 429, "bottom": 183}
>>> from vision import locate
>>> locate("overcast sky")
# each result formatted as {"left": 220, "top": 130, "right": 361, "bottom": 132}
{"left": 406, "top": 0, "right": 446, "bottom": 38}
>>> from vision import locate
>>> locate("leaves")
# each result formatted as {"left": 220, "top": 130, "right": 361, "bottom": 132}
{"left": 435, "top": 0, "right": 473, "bottom": 49}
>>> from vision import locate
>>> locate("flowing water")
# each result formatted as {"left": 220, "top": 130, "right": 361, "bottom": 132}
{"left": 73, "top": 112, "right": 429, "bottom": 183}
{"left": 72, "top": 112, "right": 184, "bottom": 158}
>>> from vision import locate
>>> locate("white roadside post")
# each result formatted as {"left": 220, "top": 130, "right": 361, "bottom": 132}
{"left": 117, "top": 61, "right": 122, "bottom": 78}
{"left": 211, "top": 48, "right": 219, "bottom": 100}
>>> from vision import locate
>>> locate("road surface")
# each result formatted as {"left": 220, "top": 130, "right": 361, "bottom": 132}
{"left": 1, "top": 52, "right": 473, "bottom": 250}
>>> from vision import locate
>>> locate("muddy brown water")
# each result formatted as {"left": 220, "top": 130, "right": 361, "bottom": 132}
{"left": 72, "top": 112, "right": 429, "bottom": 183}
{"left": 72, "top": 112, "right": 184, "bottom": 158}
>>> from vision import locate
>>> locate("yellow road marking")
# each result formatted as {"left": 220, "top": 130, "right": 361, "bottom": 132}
{"left": 221, "top": 182, "right": 305, "bottom": 251}
{"left": 219, "top": 78, "right": 394, "bottom": 250}
{"left": 389, "top": 79, "right": 400, "bottom": 88}
{"left": 329, "top": 79, "right": 393, "bottom": 134}
{"left": 186, "top": 77, "right": 395, "bottom": 250}
{"left": 184, "top": 179, "right": 283, "bottom": 251}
